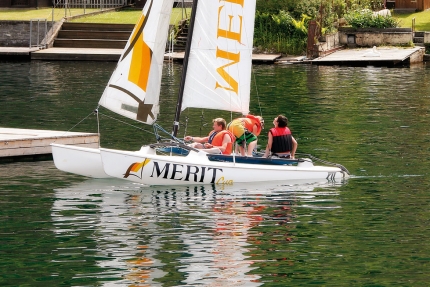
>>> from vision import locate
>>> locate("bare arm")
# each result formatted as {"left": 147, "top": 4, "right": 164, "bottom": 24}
{"left": 291, "top": 136, "right": 297, "bottom": 159}
{"left": 184, "top": 135, "right": 209, "bottom": 143}
{"left": 263, "top": 132, "right": 273, "bottom": 158}
{"left": 203, "top": 134, "right": 231, "bottom": 152}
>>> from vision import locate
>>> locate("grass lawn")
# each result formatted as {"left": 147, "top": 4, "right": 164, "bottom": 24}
{"left": 0, "top": 7, "right": 190, "bottom": 25}
{"left": 0, "top": 8, "right": 100, "bottom": 21}
{"left": 70, "top": 8, "right": 191, "bottom": 25}
{"left": 393, "top": 10, "right": 430, "bottom": 31}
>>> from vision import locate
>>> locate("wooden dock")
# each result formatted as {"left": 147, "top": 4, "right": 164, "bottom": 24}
{"left": 0, "top": 47, "right": 40, "bottom": 60}
{"left": 165, "top": 52, "right": 282, "bottom": 63}
{"left": 30, "top": 48, "right": 282, "bottom": 63}
{"left": 0, "top": 128, "right": 99, "bottom": 162}
{"left": 312, "top": 47, "right": 425, "bottom": 66}
{"left": 31, "top": 47, "right": 123, "bottom": 61}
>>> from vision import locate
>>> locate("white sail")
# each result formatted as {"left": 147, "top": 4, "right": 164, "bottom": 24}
{"left": 98, "top": 0, "right": 174, "bottom": 124}
{"left": 181, "top": 0, "right": 256, "bottom": 115}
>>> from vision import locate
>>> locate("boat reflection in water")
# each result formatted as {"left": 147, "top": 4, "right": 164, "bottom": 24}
{"left": 51, "top": 179, "right": 346, "bottom": 286}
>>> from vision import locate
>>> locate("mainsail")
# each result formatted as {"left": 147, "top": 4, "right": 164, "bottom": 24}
{"left": 98, "top": 0, "right": 174, "bottom": 124}
{"left": 181, "top": 0, "right": 256, "bottom": 115}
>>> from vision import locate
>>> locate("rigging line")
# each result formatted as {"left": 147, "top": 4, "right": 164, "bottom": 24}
{"left": 98, "top": 111, "right": 155, "bottom": 135}
{"left": 95, "top": 106, "right": 101, "bottom": 148}
{"left": 98, "top": 112, "right": 187, "bottom": 143}
{"left": 251, "top": 65, "right": 263, "bottom": 117}
{"left": 183, "top": 116, "right": 189, "bottom": 139}
{"left": 50, "top": 110, "right": 96, "bottom": 143}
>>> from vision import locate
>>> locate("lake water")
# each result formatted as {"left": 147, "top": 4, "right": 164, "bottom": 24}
{"left": 1, "top": 60, "right": 430, "bottom": 286}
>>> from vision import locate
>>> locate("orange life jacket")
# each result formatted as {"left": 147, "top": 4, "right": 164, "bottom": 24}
{"left": 243, "top": 114, "right": 262, "bottom": 136}
{"left": 208, "top": 130, "right": 235, "bottom": 155}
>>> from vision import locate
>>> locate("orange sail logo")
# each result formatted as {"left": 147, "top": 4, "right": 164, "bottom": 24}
{"left": 124, "top": 158, "right": 151, "bottom": 179}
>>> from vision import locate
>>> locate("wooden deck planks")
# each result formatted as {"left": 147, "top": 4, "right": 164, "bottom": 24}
{"left": 312, "top": 47, "right": 425, "bottom": 65}
{"left": 165, "top": 51, "right": 282, "bottom": 63}
{"left": 31, "top": 47, "right": 123, "bottom": 61}
{"left": 0, "top": 128, "right": 99, "bottom": 158}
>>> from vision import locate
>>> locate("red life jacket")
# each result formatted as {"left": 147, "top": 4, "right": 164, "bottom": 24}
{"left": 243, "top": 114, "right": 262, "bottom": 136}
{"left": 269, "top": 127, "right": 293, "bottom": 154}
{"left": 208, "top": 130, "right": 235, "bottom": 155}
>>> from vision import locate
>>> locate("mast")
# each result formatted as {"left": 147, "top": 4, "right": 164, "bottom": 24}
{"left": 172, "top": 0, "right": 198, "bottom": 137}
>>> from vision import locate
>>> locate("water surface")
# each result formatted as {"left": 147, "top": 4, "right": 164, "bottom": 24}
{"left": 0, "top": 61, "right": 430, "bottom": 286}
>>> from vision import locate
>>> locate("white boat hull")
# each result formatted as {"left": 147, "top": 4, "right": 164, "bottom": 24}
{"left": 51, "top": 143, "right": 110, "bottom": 178}
{"left": 99, "top": 147, "right": 347, "bottom": 186}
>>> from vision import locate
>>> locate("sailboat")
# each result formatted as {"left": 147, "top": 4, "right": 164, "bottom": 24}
{"left": 52, "top": 0, "right": 349, "bottom": 185}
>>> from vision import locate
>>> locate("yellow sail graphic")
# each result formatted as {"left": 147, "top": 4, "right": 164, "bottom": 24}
{"left": 99, "top": 0, "right": 173, "bottom": 124}
{"left": 129, "top": 33, "right": 152, "bottom": 92}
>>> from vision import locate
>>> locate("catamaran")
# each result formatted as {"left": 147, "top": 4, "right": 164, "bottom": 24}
{"left": 51, "top": 0, "right": 349, "bottom": 186}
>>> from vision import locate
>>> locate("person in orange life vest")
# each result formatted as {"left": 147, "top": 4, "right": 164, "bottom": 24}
{"left": 184, "top": 118, "right": 235, "bottom": 155}
{"left": 227, "top": 114, "right": 264, "bottom": 156}
{"left": 263, "top": 115, "right": 297, "bottom": 159}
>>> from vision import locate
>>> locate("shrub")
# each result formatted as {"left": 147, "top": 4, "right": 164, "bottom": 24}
{"left": 344, "top": 9, "right": 399, "bottom": 28}
{"left": 254, "top": 10, "right": 308, "bottom": 54}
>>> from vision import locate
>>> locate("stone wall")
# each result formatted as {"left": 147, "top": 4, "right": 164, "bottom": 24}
{"left": 339, "top": 27, "right": 413, "bottom": 47}
{"left": 0, "top": 0, "right": 10, "bottom": 7}
{"left": 0, "top": 0, "right": 53, "bottom": 7}
{"left": 0, "top": 21, "right": 53, "bottom": 47}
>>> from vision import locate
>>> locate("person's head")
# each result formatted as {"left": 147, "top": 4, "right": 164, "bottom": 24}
{"left": 274, "top": 115, "right": 288, "bottom": 128}
{"left": 213, "top": 118, "right": 226, "bottom": 131}
{"left": 255, "top": 115, "right": 264, "bottom": 129}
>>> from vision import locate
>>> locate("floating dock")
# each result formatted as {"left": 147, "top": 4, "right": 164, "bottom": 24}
{"left": 0, "top": 128, "right": 99, "bottom": 162}
{"left": 0, "top": 47, "right": 40, "bottom": 60}
{"left": 31, "top": 47, "right": 123, "bottom": 61}
{"left": 165, "top": 51, "right": 282, "bottom": 63}
{"left": 312, "top": 47, "right": 425, "bottom": 66}
{"left": 30, "top": 48, "right": 282, "bottom": 63}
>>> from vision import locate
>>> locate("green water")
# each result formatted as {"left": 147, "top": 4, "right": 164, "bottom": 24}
{"left": 1, "top": 61, "right": 430, "bottom": 286}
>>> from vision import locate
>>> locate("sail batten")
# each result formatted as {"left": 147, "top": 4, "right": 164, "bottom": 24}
{"left": 181, "top": 0, "right": 256, "bottom": 115}
{"left": 98, "top": 0, "right": 174, "bottom": 125}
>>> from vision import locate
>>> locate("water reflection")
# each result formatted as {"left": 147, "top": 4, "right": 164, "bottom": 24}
{"left": 51, "top": 179, "right": 344, "bottom": 286}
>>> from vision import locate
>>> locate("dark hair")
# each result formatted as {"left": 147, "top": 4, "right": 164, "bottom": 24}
{"left": 277, "top": 115, "right": 288, "bottom": 128}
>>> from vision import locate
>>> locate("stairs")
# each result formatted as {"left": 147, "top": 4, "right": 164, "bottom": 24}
{"left": 413, "top": 31, "right": 425, "bottom": 47}
{"left": 54, "top": 23, "right": 134, "bottom": 49}
{"left": 172, "top": 20, "right": 189, "bottom": 52}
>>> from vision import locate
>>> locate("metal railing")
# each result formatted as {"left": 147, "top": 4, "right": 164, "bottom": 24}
{"left": 53, "top": 0, "right": 126, "bottom": 10}
{"left": 29, "top": 19, "right": 47, "bottom": 49}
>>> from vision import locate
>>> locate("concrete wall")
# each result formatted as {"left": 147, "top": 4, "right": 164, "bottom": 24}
{"left": 0, "top": 21, "right": 53, "bottom": 47}
{"left": 339, "top": 28, "right": 413, "bottom": 47}
{"left": 410, "top": 48, "right": 425, "bottom": 63}
{"left": 316, "top": 32, "right": 341, "bottom": 56}
{"left": 425, "top": 32, "right": 430, "bottom": 44}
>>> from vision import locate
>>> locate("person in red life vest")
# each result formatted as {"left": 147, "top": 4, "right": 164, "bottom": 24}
{"left": 227, "top": 114, "right": 264, "bottom": 156}
{"left": 184, "top": 118, "right": 235, "bottom": 155}
{"left": 263, "top": 115, "right": 297, "bottom": 159}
